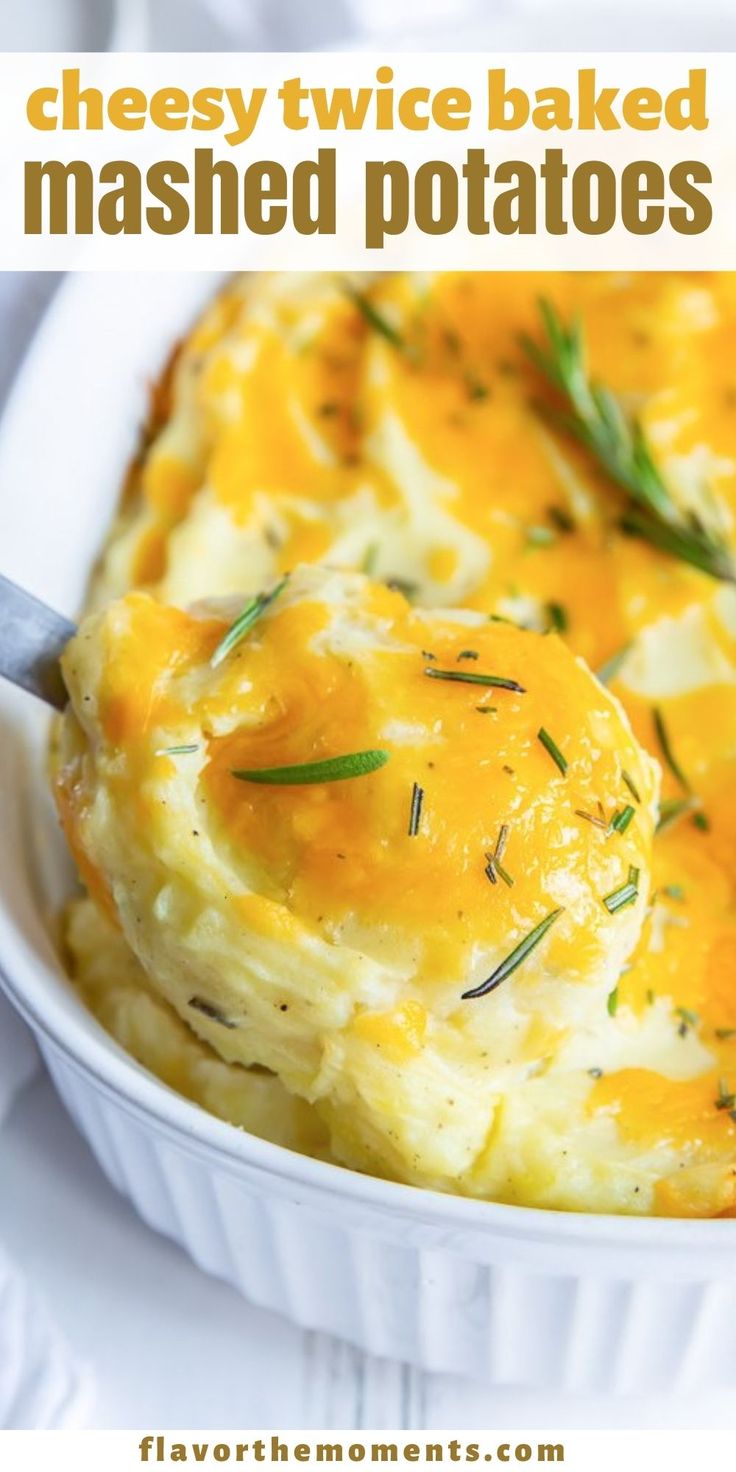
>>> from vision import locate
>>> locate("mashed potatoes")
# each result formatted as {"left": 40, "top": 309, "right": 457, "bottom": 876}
{"left": 58, "top": 564, "right": 658, "bottom": 1201}
{"left": 58, "top": 271, "right": 736, "bottom": 1215}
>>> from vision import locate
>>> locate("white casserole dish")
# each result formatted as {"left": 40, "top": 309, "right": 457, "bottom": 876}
{"left": 1, "top": 270, "right": 736, "bottom": 1394}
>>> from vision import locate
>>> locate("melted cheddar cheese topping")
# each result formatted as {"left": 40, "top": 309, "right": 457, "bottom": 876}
{"left": 59, "top": 271, "right": 736, "bottom": 1215}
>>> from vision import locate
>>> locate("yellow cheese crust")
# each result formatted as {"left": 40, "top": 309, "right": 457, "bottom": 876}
{"left": 59, "top": 271, "right": 736, "bottom": 1216}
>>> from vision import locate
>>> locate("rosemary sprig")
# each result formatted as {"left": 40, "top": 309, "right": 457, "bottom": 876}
{"left": 522, "top": 300, "right": 736, "bottom": 585}
{"left": 424, "top": 667, "right": 526, "bottom": 693}
{"left": 537, "top": 726, "right": 568, "bottom": 775}
{"left": 211, "top": 576, "right": 288, "bottom": 669}
{"left": 232, "top": 750, "right": 389, "bottom": 785}
{"left": 408, "top": 781, "right": 424, "bottom": 836}
{"left": 462, "top": 907, "right": 564, "bottom": 999}
{"left": 156, "top": 743, "right": 199, "bottom": 756}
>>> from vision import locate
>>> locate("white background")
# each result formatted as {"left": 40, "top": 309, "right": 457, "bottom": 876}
{"left": 1, "top": 51, "right": 734, "bottom": 271}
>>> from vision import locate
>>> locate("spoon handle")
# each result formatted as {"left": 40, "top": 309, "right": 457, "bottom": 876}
{"left": 0, "top": 573, "right": 76, "bottom": 710}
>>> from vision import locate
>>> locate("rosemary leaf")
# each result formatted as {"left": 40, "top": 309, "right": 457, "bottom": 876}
{"left": 211, "top": 576, "right": 288, "bottom": 669}
{"left": 603, "top": 878, "right": 639, "bottom": 914}
{"left": 232, "top": 750, "right": 390, "bottom": 785}
{"left": 653, "top": 706, "right": 690, "bottom": 792}
{"left": 424, "top": 667, "right": 526, "bottom": 693}
{"left": 596, "top": 643, "right": 632, "bottom": 685}
{"left": 609, "top": 804, "right": 636, "bottom": 835}
{"left": 656, "top": 796, "right": 696, "bottom": 834}
{"left": 621, "top": 768, "right": 641, "bottom": 804}
{"left": 545, "top": 601, "right": 568, "bottom": 634}
{"left": 537, "top": 726, "right": 568, "bottom": 775}
{"left": 462, "top": 907, "right": 564, "bottom": 999}
{"left": 408, "top": 781, "right": 424, "bottom": 837}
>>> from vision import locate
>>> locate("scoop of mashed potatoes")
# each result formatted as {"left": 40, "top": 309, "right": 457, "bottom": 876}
{"left": 63, "top": 893, "right": 329, "bottom": 1157}
{"left": 55, "top": 563, "right": 660, "bottom": 1203}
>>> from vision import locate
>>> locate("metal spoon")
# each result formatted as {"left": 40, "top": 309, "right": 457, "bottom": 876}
{"left": 0, "top": 572, "right": 75, "bottom": 710}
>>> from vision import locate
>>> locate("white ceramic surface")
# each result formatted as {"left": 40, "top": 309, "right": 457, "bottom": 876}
{"left": 1, "top": 271, "right": 736, "bottom": 1392}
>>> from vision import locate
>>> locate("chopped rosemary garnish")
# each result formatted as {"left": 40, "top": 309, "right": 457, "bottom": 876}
{"left": 457, "top": 649, "right": 479, "bottom": 661}
{"left": 156, "top": 743, "right": 199, "bottom": 756}
{"left": 386, "top": 576, "right": 418, "bottom": 600}
{"left": 424, "top": 667, "right": 526, "bottom": 693}
{"left": 609, "top": 804, "right": 636, "bottom": 835}
{"left": 675, "top": 1006, "right": 699, "bottom": 1037}
{"left": 362, "top": 543, "right": 379, "bottom": 576}
{"left": 526, "top": 524, "right": 556, "bottom": 548}
{"left": 188, "top": 996, "right": 237, "bottom": 1029}
{"left": 596, "top": 643, "right": 632, "bottom": 685}
{"left": 408, "top": 781, "right": 424, "bottom": 837}
{"left": 537, "top": 726, "right": 568, "bottom": 775}
{"left": 662, "top": 883, "right": 685, "bottom": 902}
{"left": 475, "top": 705, "right": 498, "bottom": 715}
{"left": 621, "top": 768, "right": 641, "bottom": 804}
{"left": 716, "top": 1027, "right": 736, "bottom": 1040}
{"left": 653, "top": 707, "right": 690, "bottom": 792}
{"left": 346, "top": 287, "right": 406, "bottom": 352}
{"left": 465, "top": 374, "right": 489, "bottom": 402}
{"left": 607, "top": 987, "right": 619, "bottom": 1017}
{"left": 232, "top": 750, "right": 390, "bottom": 785}
{"left": 485, "top": 824, "right": 514, "bottom": 887}
{"left": 693, "top": 811, "right": 711, "bottom": 832}
{"left": 715, "top": 1078, "right": 736, "bottom": 1111}
{"left": 211, "top": 576, "right": 288, "bottom": 669}
{"left": 575, "top": 808, "right": 608, "bottom": 830}
{"left": 548, "top": 504, "right": 575, "bottom": 534}
{"left": 603, "top": 874, "right": 639, "bottom": 913}
{"left": 462, "top": 906, "right": 564, "bottom": 999}
{"left": 545, "top": 601, "right": 568, "bottom": 634}
{"left": 493, "top": 861, "right": 514, "bottom": 888}
{"left": 656, "top": 796, "right": 696, "bottom": 834}
{"left": 494, "top": 823, "right": 509, "bottom": 864}
{"left": 521, "top": 300, "right": 736, "bottom": 585}
{"left": 646, "top": 988, "right": 656, "bottom": 1006}
{"left": 588, "top": 1066, "right": 604, "bottom": 1079}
